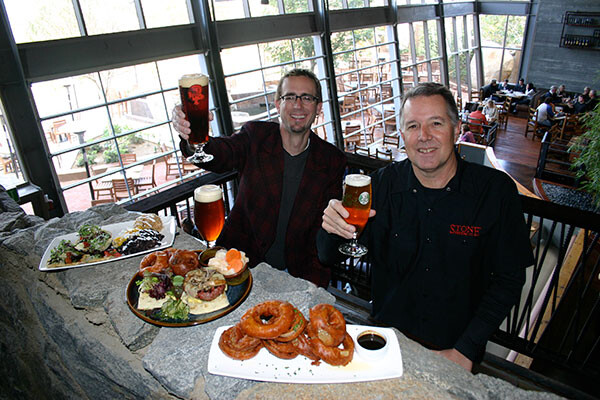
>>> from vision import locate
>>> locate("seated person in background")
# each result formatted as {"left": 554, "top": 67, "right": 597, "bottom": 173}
{"left": 318, "top": 82, "right": 532, "bottom": 372}
{"left": 541, "top": 85, "right": 561, "bottom": 104}
{"left": 514, "top": 78, "right": 526, "bottom": 93}
{"left": 579, "top": 86, "right": 591, "bottom": 102}
{"left": 481, "top": 79, "right": 499, "bottom": 100}
{"left": 482, "top": 99, "right": 499, "bottom": 124}
{"left": 570, "top": 94, "right": 589, "bottom": 114}
{"left": 587, "top": 89, "right": 598, "bottom": 110}
{"left": 511, "top": 82, "right": 536, "bottom": 113}
{"left": 458, "top": 124, "right": 476, "bottom": 143}
{"left": 536, "top": 97, "right": 556, "bottom": 128}
{"left": 172, "top": 68, "right": 346, "bottom": 287}
{"left": 500, "top": 79, "right": 511, "bottom": 91}
{"left": 556, "top": 84, "right": 569, "bottom": 101}
{"left": 468, "top": 105, "right": 488, "bottom": 133}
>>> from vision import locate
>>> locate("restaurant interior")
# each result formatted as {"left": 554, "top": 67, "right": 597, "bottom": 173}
{"left": 0, "top": 0, "right": 598, "bottom": 398}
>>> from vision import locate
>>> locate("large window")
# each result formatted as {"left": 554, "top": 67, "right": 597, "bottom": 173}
{"left": 32, "top": 55, "right": 209, "bottom": 211}
{"left": 333, "top": 25, "right": 402, "bottom": 151}
{"left": 445, "top": 15, "right": 478, "bottom": 101}
{"left": 480, "top": 14, "right": 526, "bottom": 84}
{"left": 4, "top": 0, "right": 192, "bottom": 44}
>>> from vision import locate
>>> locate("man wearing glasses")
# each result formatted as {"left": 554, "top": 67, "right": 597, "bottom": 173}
{"left": 173, "top": 69, "right": 346, "bottom": 287}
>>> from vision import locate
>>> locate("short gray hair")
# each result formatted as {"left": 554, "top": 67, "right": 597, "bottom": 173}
{"left": 399, "top": 82, "right": 459, "bottom": 129}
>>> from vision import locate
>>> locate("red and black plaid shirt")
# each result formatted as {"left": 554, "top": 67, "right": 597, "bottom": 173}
{"left": 183, "top": 121, "right": 346, "bottom": 287}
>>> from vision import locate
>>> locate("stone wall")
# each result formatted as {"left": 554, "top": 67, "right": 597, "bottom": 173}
{"left": 527, "top": 0, "right": 600, "bottom": 93}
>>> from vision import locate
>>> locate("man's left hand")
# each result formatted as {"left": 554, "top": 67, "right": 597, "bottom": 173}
{"left": 434, "top": 349, "right": 473, "bottom": 372}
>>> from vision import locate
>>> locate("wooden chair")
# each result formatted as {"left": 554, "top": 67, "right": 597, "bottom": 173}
{"left": 340, "top": 94, "right": 359, "bottom": 115}
{"left": 353, "top": 145, "right": 372, "bottom": 158}
{"left": 497, "top": 97, "right": 510, "bottom": 129}
{"left": 376, "top": 147, "right": 393, "bottom": 161}
{"left": 112, "top": 177, "right": 137, "bottom": 200}
{"left": 524, "top": 108, "right": 546, "bottom": 140}
{"left": 471, "top": 89, "right": 481, "bottom": 102}
{"left": 121, "top": 153, "right": 137, "bottom": 165}
{"left": 92, "top": 181, "right": 115, "bottom": 201}
{"left": 380, "top": 83, "right": 393, "bottom": 103}
{"left": 456, "top": 96, "right": 463, "bottom": 112}
{"left": 344, "top": 125, "right": 363, "bottom": 150}
{"left": 51, "top": 119, "right": 71, "bottom": 142}
{"left": 383, "top": 110, "right": 397, "bottom": 134}
{"left": 558, "top": 114, "right": 580, "bottom": 139}
{"left": 134, "top": 160, "right": 157, "bottom": 192}
{"left": 383, "top": 133, "right": 400, "bottom": 148}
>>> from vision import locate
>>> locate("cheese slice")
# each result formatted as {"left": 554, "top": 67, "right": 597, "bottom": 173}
{"left": 181, "top": 291, "right": 229, "bottom": 314}
{"left": 137, "top": 291, "right": 173, "bottom": 310}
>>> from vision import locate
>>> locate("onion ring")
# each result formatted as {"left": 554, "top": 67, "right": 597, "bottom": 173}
{"left": 262, "top": 339, "right": 298, "bottom": 359}
{"left": 240, "top": 301, "right": 295, "bottom": 339}
{"left": 292, "top": 332, "right": 320, "bottom": 364}
{"left": 309, "top": 332, "right": 354, "bottom": 366}
{"left": 276, "top": 306, "right": 307, "bottom": 342}
{"left": 307, "top": 304, "right": 346, "bottom": 347}
{"left": 218, "top": 324, "right": 263, "bottom": 360}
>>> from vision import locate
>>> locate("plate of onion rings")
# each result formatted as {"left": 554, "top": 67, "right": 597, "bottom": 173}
{"left": 125, "top": 252, "right": 253, "bottom": 328}
{"left": 208, "top": 324, "right": 402, "bottom": 383}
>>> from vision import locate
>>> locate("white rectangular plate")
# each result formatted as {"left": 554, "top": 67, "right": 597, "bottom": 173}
{"left": 39, "top": 216, "right": 176, "bottom": 272}
{"left": 208, "top": 324, "right": 402, "bottom": 384}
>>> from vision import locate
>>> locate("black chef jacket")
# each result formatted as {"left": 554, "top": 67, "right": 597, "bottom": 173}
{"left": 318, "top": 155, "right": 533, "bottom": 362}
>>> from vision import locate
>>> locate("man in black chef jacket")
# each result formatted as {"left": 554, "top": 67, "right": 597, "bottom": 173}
{"left": 318, "top": 82, "right": 533, "bottom": 371}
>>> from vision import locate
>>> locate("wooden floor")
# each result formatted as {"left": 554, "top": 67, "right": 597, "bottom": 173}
{"left": 492, "top": 114, "right": 541, "bottom": 194}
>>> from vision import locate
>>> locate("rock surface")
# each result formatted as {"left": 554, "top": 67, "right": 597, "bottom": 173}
{"left": 0, "top": 204, "right": 564, "bottom": 399}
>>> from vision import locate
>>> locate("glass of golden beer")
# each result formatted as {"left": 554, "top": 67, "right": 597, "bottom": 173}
{"left": 179, "top": 73, "right": 213, "bottom": 163}
{"left": 339, "top": 174, "right": 371, "bottom": 257}
{"left": 194, "top": 184, "right": 225, "bottom": 248}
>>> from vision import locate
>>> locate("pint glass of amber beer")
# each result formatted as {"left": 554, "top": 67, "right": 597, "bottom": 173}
{"left": 339, "top": 174, "right": 371, "bottom": 257}
{"left": 179, "top": 73, "right": 213, "bottom": 163}
{"left": 194, "top": 184, "right": 225, "bottom": 247}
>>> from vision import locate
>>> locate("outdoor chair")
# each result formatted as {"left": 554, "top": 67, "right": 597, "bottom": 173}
{"left": 112, "top": 177, "right": 137, "bottom": 201}
{"left": 134, "top": 160, "right": 157, "bottom": 192}
{"left": 121, "top": 153, "right": 137, "bottom": 165}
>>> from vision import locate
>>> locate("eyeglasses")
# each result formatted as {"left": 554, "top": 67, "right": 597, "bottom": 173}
{"left": 280, "top": 94, "right": 319, "bottom": 104}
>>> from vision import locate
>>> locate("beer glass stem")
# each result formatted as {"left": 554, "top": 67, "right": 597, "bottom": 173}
{"left": 187, "top": 142, "right": 214, "bottom": 163}
{"left": 339, "top": 231, "right": 368, "bottom": 257}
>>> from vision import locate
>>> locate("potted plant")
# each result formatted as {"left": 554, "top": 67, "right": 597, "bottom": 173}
{"left": 569, "top": 102, "right": 600, "bottom": 208}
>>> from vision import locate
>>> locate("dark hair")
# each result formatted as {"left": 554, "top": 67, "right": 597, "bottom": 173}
{"left": 519, "top": 78, "right": 525, "bottom": 83}
{"left": 399, "top": 82, "right": 459, "bottom": 129}
{"left": 477, "top": 105, "right": 484, "bottom": 111}
{"left": 461, "top": 124, "right": 471, "bottom": 133}
{"left": 544, "top": 97, "right": 552, "bottom": 104}
{"left": 276, "top": 68, "right": 322, "bottom": 103}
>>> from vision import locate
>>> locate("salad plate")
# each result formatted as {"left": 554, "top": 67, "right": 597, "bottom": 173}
{"left": 39, "top": 216, "right": 176, "bottom": 272}
{"left": 126, "top": 267, "right": 252, "bottom": 327}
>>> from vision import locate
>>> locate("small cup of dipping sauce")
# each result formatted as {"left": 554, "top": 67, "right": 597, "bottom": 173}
{"left": 356, "top": 329, "right": 388, "bottom": 361}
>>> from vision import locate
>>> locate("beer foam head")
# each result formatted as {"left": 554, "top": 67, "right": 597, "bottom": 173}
{"left": 179, "top": 73, "right": 209, "bottom": 88}
{"left": 345, "top": 174, "right": 371, "bottom": 187}
{"left": 194, "top": 184, "right": 222, "bottom": 203}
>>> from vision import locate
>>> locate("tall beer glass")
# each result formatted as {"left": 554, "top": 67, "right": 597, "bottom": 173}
{"left": 179, "top": 73, "right": 213, "bottom": 163}
{"left": 194, "top": 184, "right": 225, "bottom": 248}
{"left": 339, "top": 174, "right": 371, "bottom": 257}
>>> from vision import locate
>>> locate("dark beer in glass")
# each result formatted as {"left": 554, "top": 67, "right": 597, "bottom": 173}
{"left": 194, "top": 184, "right": 225, "bottom": 247}
{"left": 179, "top": 73, "right": 213, "bottom": 162}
